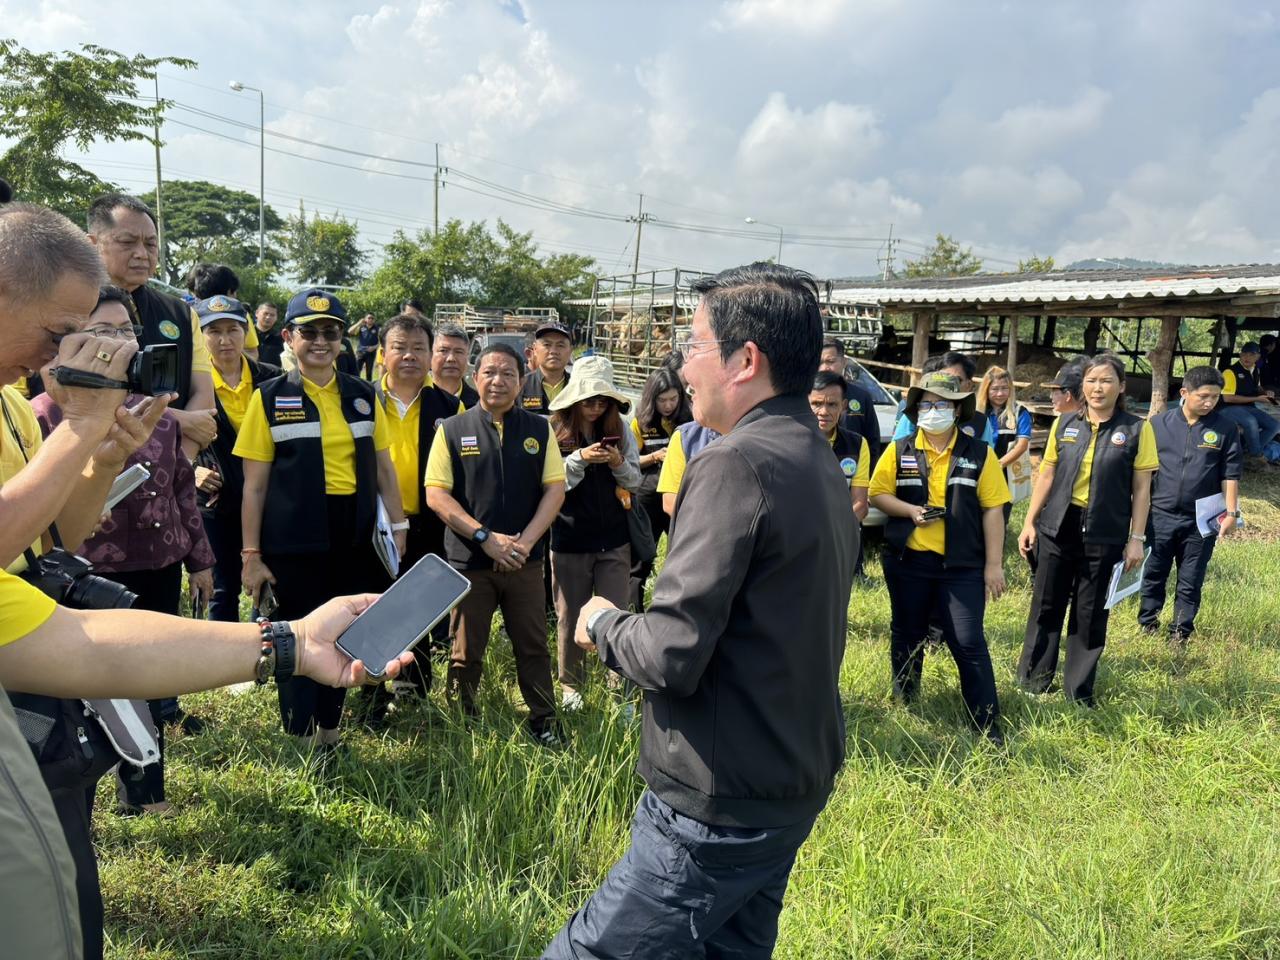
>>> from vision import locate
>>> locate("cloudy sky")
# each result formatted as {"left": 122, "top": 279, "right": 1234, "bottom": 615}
{"left": 5, "top": 0, "right": 1279, "bottom": 279}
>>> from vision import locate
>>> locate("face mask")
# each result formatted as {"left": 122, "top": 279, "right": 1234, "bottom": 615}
{"left": 917, "top": 408, "right": 956, "bottom": 434}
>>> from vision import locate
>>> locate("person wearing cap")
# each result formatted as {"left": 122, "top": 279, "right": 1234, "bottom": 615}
{"left": 1138, "top": 366, "right": 1242, "bottom": 643}
{"left": 1043, "top": 358, "right": 1085, "bottom": 418}
{"left": 424, "top": 342, "right": 567, "bottom": 746}
{"left": 547, "top": 356, "right": 642, "bottom": 710}
{"left": 184, "top": 263, "right": 262, "bottom": 360}
{"left": 892, "top": 352, "right": 996, "bottom": 447}
{"left": 363, "top": 313, "right": 463, "bottom": 705}
{"left": 818, "top": 337, "right": 882, "bottom": 462}
{"left": 869, "top": 372, "right": 1010, "bottom": 741}
{"left": 432, "top": 323, "right": 480, "bottom": 409}
{"left": 520, "top": 321, "right": 573, "bottom": 414}
{"left": 1017, "top": 353, "right": 1159, "bottom": 705}
{"left": 810, "top": 370, "right": 870, "bottom": 520}
{"left": 234, "top": 289, "right": 407, "bottom": 747}
{"left": 1215, "top": 341, "right": 1280, "bottom": 464}
{"left": 193, "top": 295, "right": 282, "bottom": 624}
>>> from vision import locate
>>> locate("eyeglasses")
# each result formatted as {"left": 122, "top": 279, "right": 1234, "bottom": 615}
{"left": 675, "top": 337, "right": 729, "bottom": 359}
{"left": 917, "top": 401, "right": 954, "bottom": 413}
{"left": 84, "top": 326, "right": 137, "bottom": 341}
{"left": 293, "top": 326, "right": 343, "bottom": 342}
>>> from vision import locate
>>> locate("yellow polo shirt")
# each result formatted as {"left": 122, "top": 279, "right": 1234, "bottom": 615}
{"left": 425, "top": 416, "right": 565, "bottom": 490}
{"left": 1042, "top": 417, "right": 1159, "bottom": 506}
{"left": 830, "top": 430, "right": 872, "bottom": 488}
{"left": 233, "top": 375, "right": 390, "bottom": 495}
{"left": 543, "top": 377, "right": 567, "bottom": 404}
{"left": 0, "top": 386, "right": 46, "bottom": 571}
{"left": 212, "top": 357, "right": 255, "bottom": 433}
{"left": 381, "top": 378, "right": 464, "bottom": 515}
{"left": 188, "top": 307, "right": 212, "bottom": 374}
{"left": 869, "top": 430, "right": 1010, "bottom": 555}
{"left": 0, "top": 568, "right": 55, "bottom": 645}
{"left": 630, "top": 417, "right": 676, "bottom": 452}
{"left": 656, "top": 429, "right": 687, "bottom": 495}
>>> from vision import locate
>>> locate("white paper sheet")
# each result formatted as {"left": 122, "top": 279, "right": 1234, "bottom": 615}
{"left": 1103, "top": 547, "right": 1151, "bottom": 610}
{"left": 373, "top": 495, "right": 400, "bottom": 578}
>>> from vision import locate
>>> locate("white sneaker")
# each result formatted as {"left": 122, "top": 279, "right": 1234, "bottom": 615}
{"left": 561, "top": 689, "right": 584, "bottom": 712}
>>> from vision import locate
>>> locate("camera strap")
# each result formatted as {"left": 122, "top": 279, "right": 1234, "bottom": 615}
{"left": 48, "top": 366, "right": 130, "bottom": 391}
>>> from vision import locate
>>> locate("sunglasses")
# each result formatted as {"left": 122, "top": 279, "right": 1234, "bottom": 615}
{"left": 293, "top": 326, "right": 343, "bottom": 342}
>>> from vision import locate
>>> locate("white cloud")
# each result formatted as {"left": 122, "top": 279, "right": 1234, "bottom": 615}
{"left": 988, "top": 87, "right": 1111, "bottom": 159}
{"left": 715, "top": 0, "right": 879, "bottom": 32}
{"left": 736, "top": 92, "right": 881, "bottom": 178}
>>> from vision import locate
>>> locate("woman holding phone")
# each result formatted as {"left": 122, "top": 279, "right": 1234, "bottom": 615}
{"left": 234, "top": 289, "right": 406, "bottom": 749}
{"left": 547, "top": 356, "right": 641, "bottom": 710}
{"left": 869, "top": 372, "right": 1011, "bottom": 741}
{"left": 1017, "top": 353, "right": 1158, "bottom": 705}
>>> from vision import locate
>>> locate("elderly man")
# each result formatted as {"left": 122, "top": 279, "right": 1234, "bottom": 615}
{"left": 544, "top": 264, "right": 857, "bottom": 959}
{"left": 0, "top": 200, "right": 412, "bottom": 960}
{"left": 86, "top": 193, "right": 217, "bottom": 461}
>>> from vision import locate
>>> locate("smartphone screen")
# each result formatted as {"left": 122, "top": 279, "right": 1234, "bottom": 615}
{"left": 600, "top": 436, "right": 621, "bottom": 448}
{"left": 335, "top": 554, "right": 471, "bottom": 679}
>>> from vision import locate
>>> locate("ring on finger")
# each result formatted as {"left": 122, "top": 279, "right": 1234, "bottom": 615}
{"left": 95, "top": 349, "right": 113, "bottom": 363}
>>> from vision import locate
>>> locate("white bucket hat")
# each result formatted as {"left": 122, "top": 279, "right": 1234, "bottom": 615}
{"left": 548, "top": 354, "right": 632, "bottom": 413}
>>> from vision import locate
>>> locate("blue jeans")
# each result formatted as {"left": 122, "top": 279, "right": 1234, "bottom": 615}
{"left": 1217, "top": 404, "right": 1279, "bottom": 455}
{"left": 543, "top": 790, "right": 817, "bottom": 959}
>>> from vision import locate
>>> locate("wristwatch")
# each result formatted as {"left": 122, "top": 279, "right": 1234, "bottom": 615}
{"left": 585, "top": 608, "right": 609, "bottom": 644}
{"left": 471, "top": 526, "right": 491, "bottom": 544}
{"left": 390, "top": 519, "right": 410, "bottom": 532}
{"left": 254, "top": 619, "right": 297, "bottom": 685}
{"left": 1229, "top": 510, "right": 1243, "bottom": 518}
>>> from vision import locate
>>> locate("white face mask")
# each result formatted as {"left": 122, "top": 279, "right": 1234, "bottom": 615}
{"left": 917, "top": 407, "right": 956, "bottom": 434}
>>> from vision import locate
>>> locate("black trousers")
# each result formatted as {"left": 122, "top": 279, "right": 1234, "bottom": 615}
{"left": 202, "top": 507, "right": 243, "bottom": 623}
{"left": 1018, "top": 506, "right": 1124, "bottom": 705}
{"left": 882, "top": 548, "right": 999, "bottom": 730}
{"left": 49, "top": 784, "right": 103, "bottom": 960}
{"left": 628, "top": 483, "right": 668, "bottom": 611}
{"left": 359, "top": 351, "right": 376, "bottom": 379}
{"left": 106, "top": 563, "right": 182, "bottom": 807}
{"left": 266, "top": 495, "right": 390, "bottom": 736}
{"left": 1138, "top": 512, "right": 1216, "bottom": 638}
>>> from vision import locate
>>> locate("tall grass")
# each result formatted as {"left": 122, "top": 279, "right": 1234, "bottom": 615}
{"left": 99, "top": 473, "right": 1280, "bottom": 958}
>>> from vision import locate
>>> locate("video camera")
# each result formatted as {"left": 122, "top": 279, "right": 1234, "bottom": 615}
{"left": 20, "top": 548, "right": 136, "bottom": 610}
{"left": 49, "top": 342, "right": 178, "bottom": 397}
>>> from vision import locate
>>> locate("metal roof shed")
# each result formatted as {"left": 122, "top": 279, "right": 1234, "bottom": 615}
{"left": 829, "top": 265, "right": 1280, "bottom": 413}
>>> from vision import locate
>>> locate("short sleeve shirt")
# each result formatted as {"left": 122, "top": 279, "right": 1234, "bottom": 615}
{"left": 0, "top": 568, "right": 55, "bottom": 646}
{"left": 655, "top": 428, "right": 687, "bottom": 495}
{"left": 188, "top": 307, "right": 212, "bottom": 374}
{"left": 0, "top": 386, "right": 46, "bottom": 570}
{"left": 425, "top": 416, "right": 565, "bottom": 490}
{"left": 1042, "top": 416, "right": 1159, "bottom": 506}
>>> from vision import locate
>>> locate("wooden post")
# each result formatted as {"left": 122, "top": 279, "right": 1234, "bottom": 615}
{"left": 1148, "top": 314, "right": 1181, "bottom": 415}
{"left": 911, "top": 311, "right": 930, "bottom": 383}
{"left": 1006, "top": 313, "right": 1019, "bottom": 380}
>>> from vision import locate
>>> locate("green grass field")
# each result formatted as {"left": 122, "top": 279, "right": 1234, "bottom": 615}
{"left": 99, "top": 473, "right": 1280, "bottom": 959}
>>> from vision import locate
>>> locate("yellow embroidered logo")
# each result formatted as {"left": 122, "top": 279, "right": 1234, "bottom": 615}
{"left": 208, "top": 295, "right": 234, "bottom": 312}
{"left": 523, "top": 437, "right": 540, "bottom": 455}
{"left": 306, "top": 295, "right": 331, "bottom": 313}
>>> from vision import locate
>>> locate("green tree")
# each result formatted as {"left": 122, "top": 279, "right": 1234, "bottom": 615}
{"left": 903, "top": 233, "right": 983, "bottom": 278}
{"left": 282, "top": 203, "right": 366, "bottom": 287}
{"left": 140, "top": 180, "right": 284, "bottom": 284}
{"left": 1017, "top": 254, "right": 1056, "bottom": 273}
{"left": 0, "top": 41, "right": 193, "bottom": 220}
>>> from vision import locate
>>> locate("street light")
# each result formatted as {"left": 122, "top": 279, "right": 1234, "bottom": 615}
{"left": 744, "top": 216, "right": 784, "bottom": 262}
{"left": 229, "top": 80, "right": 265, "bottom": 266}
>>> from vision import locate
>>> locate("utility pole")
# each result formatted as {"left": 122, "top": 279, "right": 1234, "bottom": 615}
{"left": 153, "top": 74, "right": 166, "bottom": 273}
{"left": 628, "top": 193, "right": 651, "bottom": 276}
{"left": 434, "top": 142, "right": 440, "bottom": 236}
{"left": 879, "top": 223, "right": 896, "bottom": 281}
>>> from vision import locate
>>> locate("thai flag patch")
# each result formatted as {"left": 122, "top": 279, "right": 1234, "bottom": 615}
{"left": 901, "top": 455, "right": 918, "bottom": 469}
{"left": 461, "top": 435, "right": 478, "bottom": 448}
{"left": 274, "top": 396, "right": 303, "bottom": 410}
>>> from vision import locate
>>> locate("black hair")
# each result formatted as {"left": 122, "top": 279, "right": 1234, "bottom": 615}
{"left": 637, "top": 367, "right": 692, "bottom": 431}
{"left": 1260, "top": 334, "right": 1276, "bottom": 349}
{"left": 1182, "top": 365, "right": 1224, "bottom": 391}
{"left": 821, "top": 336, "right": 846, "bottom": 356}
{"left": 399, "top": 298, "right": 424, "bottom": 312}
{"left": 477, "top": 341, "right": 525, "bottom": 378}
{"left": 380, "top": 313, "right": 433, "bottom": 348}
{"left": 93, "top": 283, "right": 142, "bottom": 334}
{"left": 1080, "top": 352, "right": 1128, "bottom": 411}
{"left": 688, "top": 262, "right": 823, "bottom": 396}
{"left": 186, "top": 262, "right": 240, "bottom": 299}
{"left": 661, "top": 349, "right": 684, "bottom": 373}
{"left": 86, "top": 193, "right": 156, "bottom": 234}
{"left": 811, "top": 370, "right": 847, "bottom": 394}
{"left": 256, "top": 301, "right": 276, "bottom": 312}
{"left": 435, "top": 323, "right": 468, "bottom": 344}
{"left": 922, "top": 351, "right": 976, "bottom": 380}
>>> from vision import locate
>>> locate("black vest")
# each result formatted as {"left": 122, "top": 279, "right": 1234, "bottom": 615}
{"left": 200, "top": 358, "right": 281, "bottom": 519}
{"left": 831, "top": 426, "right": 864, "bottom": 488}
{"left": 989, "top": 404, "right": 1024, "bottom": 458}
{"left": 441, "top": 405, "right": 551, "bottom": 569}
{"left": 457, "top": 381, "right": 480, "bottom": 409}
{"left": 257, "top": 328, "right": 286, "bottom": 368}
{"left": 131, "top": 285, "right": 195, "bottom": 407}
{"left": 884, "top": 430, "right": 987, "bottom": 568}
{"left": 1229, "top": 361, "right": 1262, "bottom": 400}
{"left": 373, "top": 378, "right": 460, "bottom": 514}
{"left": 258, "top": 371, "right": 378, "bottom": 554}
{"left": 1039, "top": 410, "right": 1143, "bottom": 545}
{"left": 635, "top": 418, "right": 677, "bottom": 492}
{"left": 552, "top": 444, "right": 630, "bottom": 554}
{"left": 519, "top": 368, "right": 569, "bottom": 415}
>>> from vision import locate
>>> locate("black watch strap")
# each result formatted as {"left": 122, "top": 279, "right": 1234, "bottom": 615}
{"left": 269, "top": 621, "right": 297, "bottom": 682}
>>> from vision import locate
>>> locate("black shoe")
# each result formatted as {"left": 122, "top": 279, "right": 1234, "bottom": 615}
{"left": 172, "top": 708, "right": 208, "bottom": 736}
{"left": 983, "top": 725, "right": 1006, "bottom": 748}
{"left": 528, "top": 719, "right": 566, "bottom": 749}
{"left": 1138, "top": 621, "right": 1159, "bottom": 635}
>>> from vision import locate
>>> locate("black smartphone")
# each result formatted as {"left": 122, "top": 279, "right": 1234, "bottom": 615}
{"left": 920, "top": 506, "right": 948, "bottom": 521}
{"left": 600, "top": 435, "right": 621, "bottom": 448}
{"left": 256, "top": 583, "right": 279, "bottom": 619}
{"left": 335, "top": 554, "right": 471, "bottom": 680}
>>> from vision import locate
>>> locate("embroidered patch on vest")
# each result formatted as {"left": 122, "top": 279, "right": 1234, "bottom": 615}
{"left": 353, "top": 398, "right": 372, "bottom": 415}
{"left": 961, "top": 425, "right": 975, "bottom": 436}
{"left": 1203, "top": 430, "right": 1219, "bottom": 445}
{"left": 460, "top": 435, "right": 478, "bottom": 448}
{"left": 158, "top": 319, "right": 181, "bottom": 340}
{"left": 522, "top": 397, "right": 543, "bottom": 408}
{"left": 274, "top": 396, "right": 303, "bottom": 410}
{"left": 523, "top": 437, "right": 541, "bottom": 455}
{"left": 274, "top": 411, "right": 306, "bottom": 422}
{"left": 1111, "top": 432, "right": 1127, "bottom": 445}
{"left": 839, "top": 456, "right": 857, "bottom": 477}
{"left": 955, "top": 457, "right": 979, "bottom": 470}
{"left": 848, "top": 399, "right": 862, "bottom": 413}
{"left": 900, "top": 455, "right": 918, "bottom": 469}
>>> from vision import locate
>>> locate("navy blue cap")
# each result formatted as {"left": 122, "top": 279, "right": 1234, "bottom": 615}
{"left": 285, "top": 288, "right": 348, "bottom": 325}
{"left": 535, "top": 321, "right": 572, "bottom": 341}
{"left": 195, "top": 295, "right": 250, "bottom": 328}
{"left": 1240, "top": 341, "right": 1261, "bottom": 354}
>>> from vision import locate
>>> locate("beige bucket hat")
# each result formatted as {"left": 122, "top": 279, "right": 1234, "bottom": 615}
{"left": 547, "top": 354, "right": 632, "bottom": 413}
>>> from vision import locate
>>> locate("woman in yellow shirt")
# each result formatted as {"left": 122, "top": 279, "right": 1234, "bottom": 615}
{"left": 870, "top": 372, "right": 1011, "bottom": 741}
{"left": 1017, "top": 353, "right": 1159, "bottom": 705}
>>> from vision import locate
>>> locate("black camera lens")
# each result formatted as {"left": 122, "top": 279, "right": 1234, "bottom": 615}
{"left": 65, "top": 574, "right": 137, "bottom": 610}
{"left": 127, "top": 344, "right": 179, "bottom": 396}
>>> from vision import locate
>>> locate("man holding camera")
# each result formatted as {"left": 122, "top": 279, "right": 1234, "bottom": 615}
{"left": 0, "top": 200, "right": 413, "bottom": 960}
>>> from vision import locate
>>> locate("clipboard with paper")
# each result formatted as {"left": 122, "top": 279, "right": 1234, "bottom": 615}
{"left": 373, "top": 496, "right": 400, "bottom": 578}
{"left": 1103, "top": 546, "right": 1150, "bottom": 610}
{"left": 1195, "top": 493, "right": 1227, "bottom": 538}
